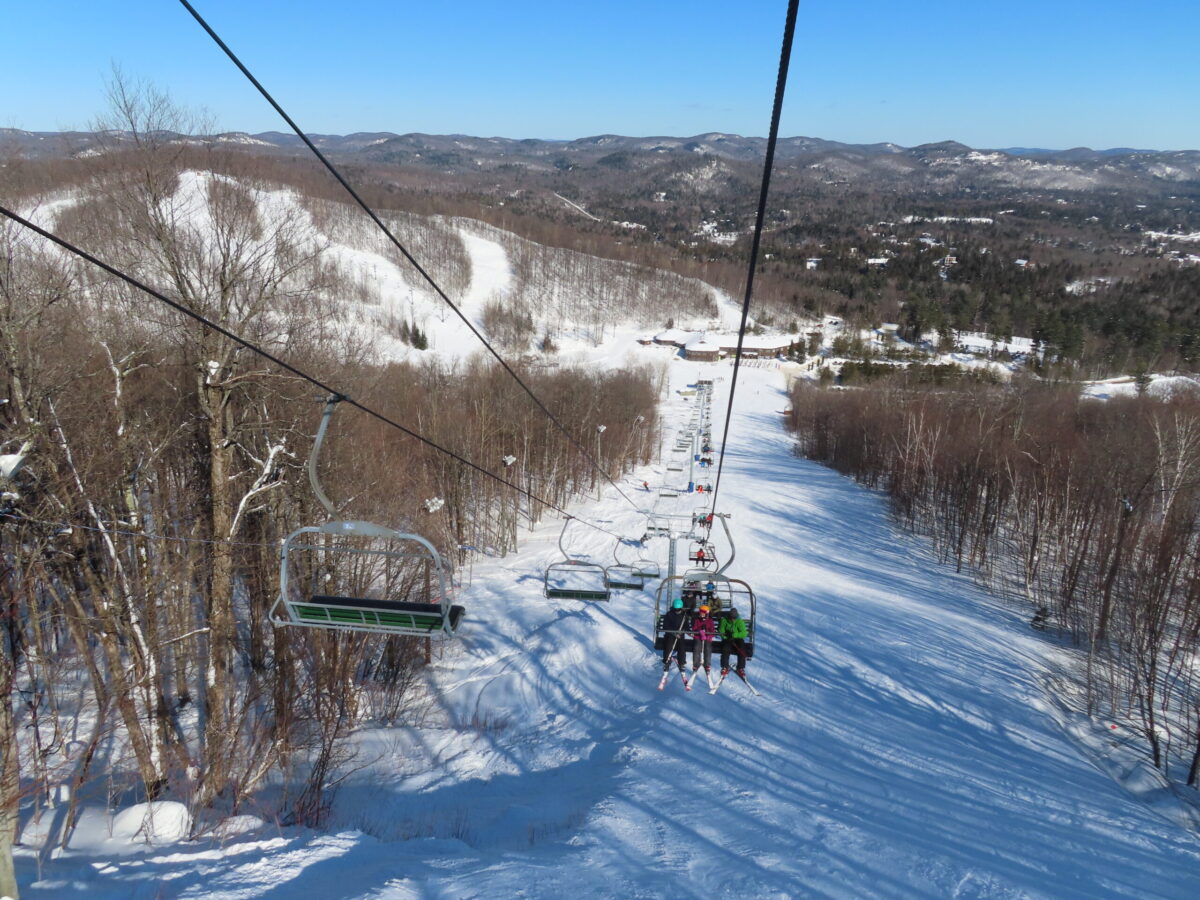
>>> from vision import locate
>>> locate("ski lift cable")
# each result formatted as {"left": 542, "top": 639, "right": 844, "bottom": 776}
{"left": 175, "top": 0, "right": 644, "bottom": 516}
{"left": 0, "top": 204, "right": 625, "bottom": 543}
{"left": 709, "top": 0, "right": 799, "bottom": 518}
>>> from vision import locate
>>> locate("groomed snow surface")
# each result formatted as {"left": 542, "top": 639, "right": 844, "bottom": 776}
{"left": 17, "top": 361, "right": 1200, "bottom": 898}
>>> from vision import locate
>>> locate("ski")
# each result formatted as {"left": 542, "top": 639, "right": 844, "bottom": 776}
{"left": 709, "top": 670, "right": 730, "bottom": 695}
{"left": 658, "top": 669, "right": 670, "bottom": 691}
{"left": 682, "top": 670, "right": 692, "bottom": 691}
{"left": 734, "top": 670, "right": 760, "bottom": 696}
{"left": 688, "top": 667, "right": 713, "bottom": 691}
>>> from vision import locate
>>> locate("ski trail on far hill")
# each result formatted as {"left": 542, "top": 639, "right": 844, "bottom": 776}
{"left": 458, "top": 229, "right": 513, "bottom": 330}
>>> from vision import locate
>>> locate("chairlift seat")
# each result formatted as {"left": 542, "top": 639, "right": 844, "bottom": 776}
{"left": 294, "top": 595, "right": 466, "bottom": 633}
{"left": 545, "top": 560, "right": 610, "bottom": 601}
{"left": 633, "top": 559, "right": 661, "bottom": 579}
{"left": 605, "top": 564, "right": 645, "bottom": 591}
{"left": 274, "top": 520, "right": 463, "bottom": 637}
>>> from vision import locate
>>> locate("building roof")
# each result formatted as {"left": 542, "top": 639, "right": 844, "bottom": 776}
{"left": 684, "top": 335, "right": 723, "bottom": 352}
{"left": 652, "top": 329, "right": 802, "bottom": 354}
{"left": 654, "top": 328, "right": 702, "bottom": 344}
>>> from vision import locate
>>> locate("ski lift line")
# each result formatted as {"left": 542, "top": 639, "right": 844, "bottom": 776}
{"left": 709, "top": 0, "right": 799, "bottom": 518}
{"left": 175, "top": 0, "right": 644, "bottom": 518}
{"left": 0, "top": 206, "right": 624, "bottom": 544}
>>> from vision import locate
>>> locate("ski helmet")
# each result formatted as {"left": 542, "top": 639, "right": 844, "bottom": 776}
{"left": 729, "top": 607, "right": 739, "bottom": 618}
{"left": 672, "top": 598, "right": 683, "bottom": 609}
{"left": 699, "top": 605, "right": 710, "bottom": 613}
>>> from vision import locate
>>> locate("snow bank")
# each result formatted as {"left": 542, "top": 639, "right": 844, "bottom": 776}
{"left": 1082, "top": 374, "right": 1200, "bottom": 401}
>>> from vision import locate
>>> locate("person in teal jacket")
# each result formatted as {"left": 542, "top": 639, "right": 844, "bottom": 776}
{"left": 719, "top": 607, "right": 749, "bottom": 675}
{"left": 661, "top": 598, "right": 690, "bottom": 672}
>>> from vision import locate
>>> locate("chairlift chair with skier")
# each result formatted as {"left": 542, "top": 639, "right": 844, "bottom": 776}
{"left": 651, "top": 513, "right": 756, "bottom": 661}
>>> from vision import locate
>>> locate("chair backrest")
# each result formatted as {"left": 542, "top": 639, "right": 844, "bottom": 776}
{"left": 274, "top": 519, "right": 457, "bottom": 636}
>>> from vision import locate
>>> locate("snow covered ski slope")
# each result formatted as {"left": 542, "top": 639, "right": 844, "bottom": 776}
{"left": 27, "top": 363, "right": 1200, "bottom": 898}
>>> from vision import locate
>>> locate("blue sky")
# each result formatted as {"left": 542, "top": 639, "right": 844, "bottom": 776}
{"left": 4, "top": 0, "right": 1197, "bottom": 150}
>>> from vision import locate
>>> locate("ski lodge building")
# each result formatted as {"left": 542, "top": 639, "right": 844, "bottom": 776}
{"left": 643, "top": 329, "right": 804, "bottom": 362}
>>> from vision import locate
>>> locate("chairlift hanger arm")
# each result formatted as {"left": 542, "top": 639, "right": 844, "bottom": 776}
{"left": 557, "top": 516, "right": 574, "bottom": 560}
{"left": 308, "top": 394, "right": 345, "bottom": 518}
{"left": 713, "top": 514, "right": 736, "bottom": 578}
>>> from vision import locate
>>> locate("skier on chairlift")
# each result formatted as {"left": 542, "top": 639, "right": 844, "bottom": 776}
{"left": 692, "top": 604, "right": 717, "bottom": 682}
{"left": 719, "top": 606, "right": 749, "bottom": 677}
{"left": 661, "top": 598, "right": 690, "bottom": 673}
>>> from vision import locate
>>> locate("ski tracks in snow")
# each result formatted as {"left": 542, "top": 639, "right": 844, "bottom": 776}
{"left": 352, "top": 363, "right": 1200, "bottom": 898}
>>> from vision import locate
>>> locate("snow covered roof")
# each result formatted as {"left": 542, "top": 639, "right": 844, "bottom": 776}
{"left": 737, "top": 333, "right": 800, "bottom": 350}
{"left": 654, "top": 328, "right": 702, "bottom": 344}
{"left": 652, "top": 330, "right": 800, "bottom": 353}
{"left": 684, "top": 335, "right": 722, "bottom": 352}
{"left": 954, "top": 331, "right": 1035, "bottom": 354}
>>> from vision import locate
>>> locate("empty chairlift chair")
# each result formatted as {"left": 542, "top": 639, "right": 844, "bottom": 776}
{"left": 632, "top": 557, "right": 661, "bottom": 581}
{"left": 271, "top": 396, "right": 465, "bottom": 637}
{"left": 275, "top": 520, "right": 464, "bottom": 636}
{"left": 644, "top": 516, "right": 671, "bottom": 538}
{"left": 544, "top": 517, "right": 610, "bottom": 601}
{"left": 606, "top": 541, "right": 647, "bottom": 591}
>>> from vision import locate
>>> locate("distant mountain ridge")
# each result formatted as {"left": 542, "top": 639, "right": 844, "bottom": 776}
{"left": 4, "top": 128, "right": 1198, "bottom": 194}
{"left": 2, "top": 126, "right": 1192, "bottom": 160}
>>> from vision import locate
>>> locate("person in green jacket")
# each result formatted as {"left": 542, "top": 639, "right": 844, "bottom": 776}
{"left": 719, "top": 607, "right": 749, "bottom": 676}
